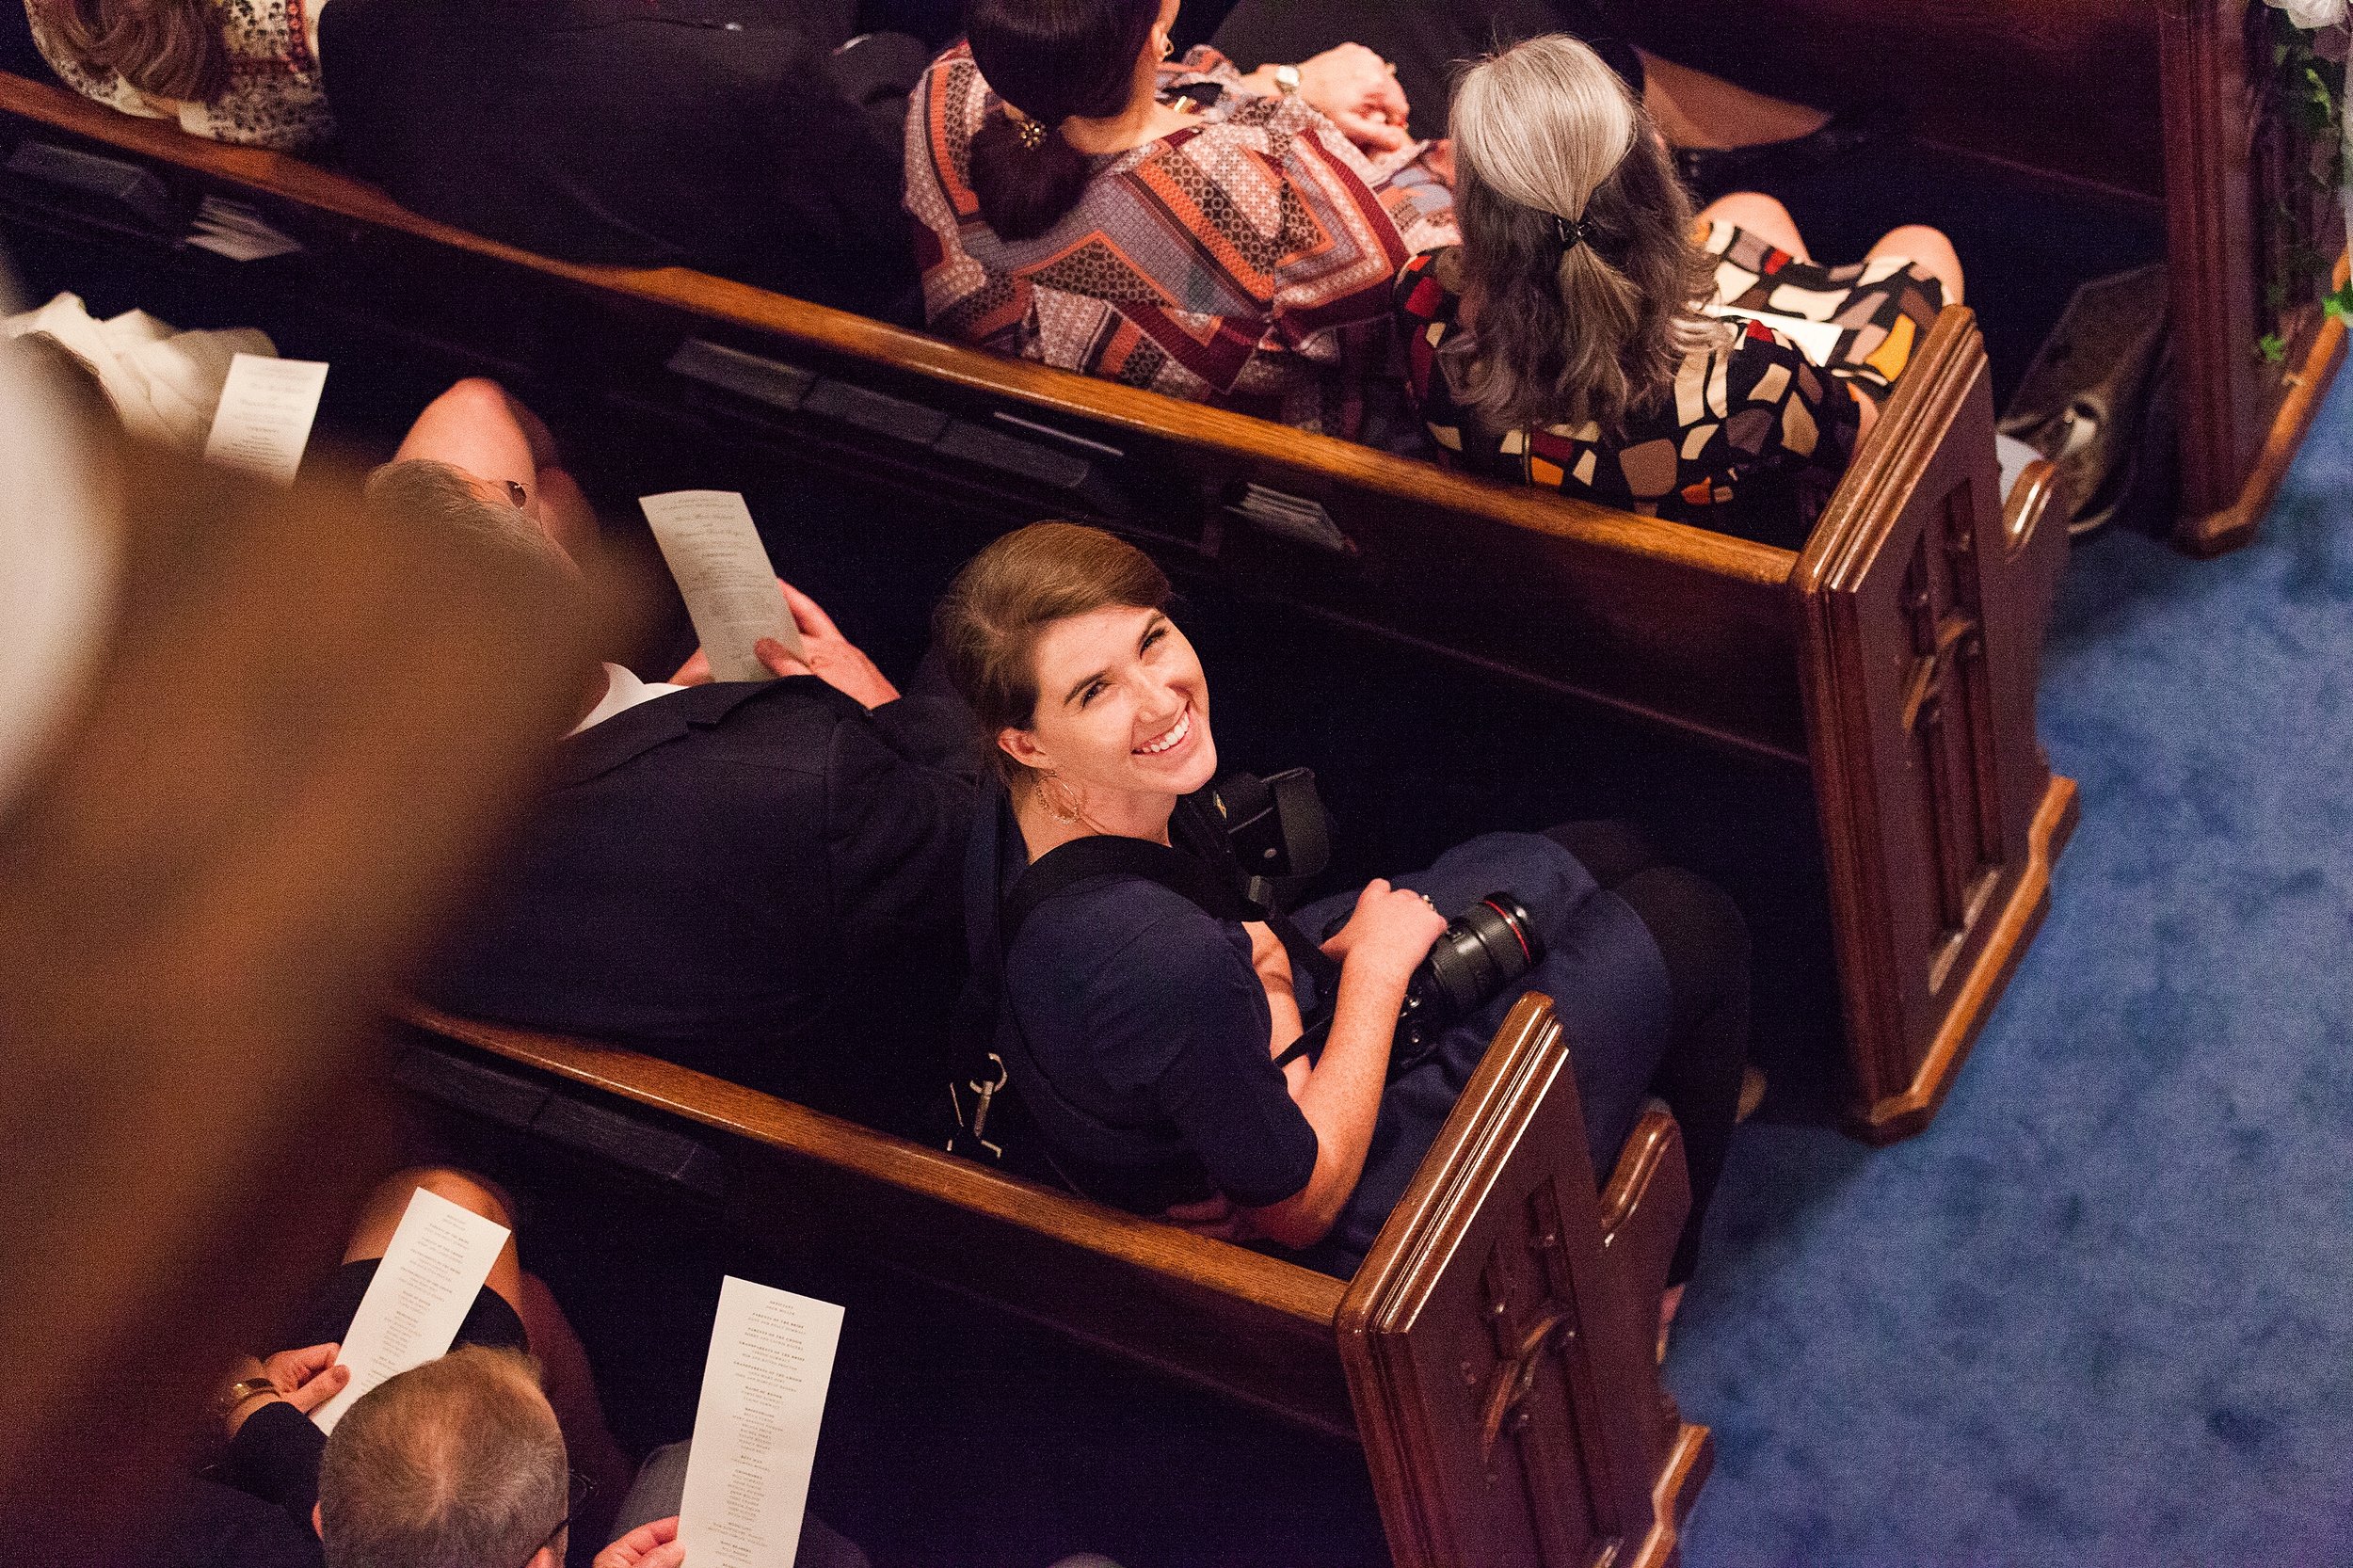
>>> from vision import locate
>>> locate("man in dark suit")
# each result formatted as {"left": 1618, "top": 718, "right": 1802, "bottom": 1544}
{"left": 316, "top": 0, "right": 924, "bottom": 322}
{"left": 389, "top": 379, "right": 979, "bottom": 1130}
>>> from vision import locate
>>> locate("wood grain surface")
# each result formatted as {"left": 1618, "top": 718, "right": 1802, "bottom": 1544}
{"left": 397, "top": 997, "right": 1701, "bottom": 1563}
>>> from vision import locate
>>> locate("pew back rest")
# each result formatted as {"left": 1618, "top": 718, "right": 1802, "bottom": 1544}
{"left": 0, "top": 67, "right": 1941, "bottom": 764}
{"left": 394, "top": 998, "right": 1684, "bottom": 1429}
{"left": 395, "top": 1002, "right": 1359, "bottom": 1430}
{"left": 0, "top": 73, "right": 2076, "bottom": 1132}
{"left": 395, "top": 996, "right": 1705, "bottom": 1566}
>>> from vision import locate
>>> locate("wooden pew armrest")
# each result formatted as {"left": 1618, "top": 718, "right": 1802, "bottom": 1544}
{"left": 393, "top": 1002, "right": 1345, "bottom": 1325}
{"left": 2003, "top": 456, "right": 2060, "bottom": 555}
{"left": 1596, "top": 1106, "right": 1689, "bottom": 1336}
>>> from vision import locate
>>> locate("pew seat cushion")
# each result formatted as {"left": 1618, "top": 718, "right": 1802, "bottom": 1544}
{"left": 1397, "top": 223, "right": 1944, "bottom": 546}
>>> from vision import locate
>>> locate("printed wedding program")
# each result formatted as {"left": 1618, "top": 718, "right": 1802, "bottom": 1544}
{"left": 307, "top": 1186, "right": 512, "bottom": 1433}
{"left": 638, "top": 490, "right": 806, "bottom": 681}
{"left": 680, "top": 1276, "right": 845, "bottom": 1568}
{"left": 200, "top": 352, "right": 328, "bottom": 488}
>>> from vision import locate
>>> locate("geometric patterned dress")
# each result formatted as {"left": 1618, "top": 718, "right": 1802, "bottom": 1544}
{"left": 1395, "top": 221, "right": 1945, "bottom": 548}
{"left": 22, "top": 0, "right": 333, "bottom": 150}
{"left": 906, "top": 42, "right": 1458, "bottom": 437}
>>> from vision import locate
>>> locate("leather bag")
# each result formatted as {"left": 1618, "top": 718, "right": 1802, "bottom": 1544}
{"left": 1998, "top": 261, "right": 2175, "bottom": 537}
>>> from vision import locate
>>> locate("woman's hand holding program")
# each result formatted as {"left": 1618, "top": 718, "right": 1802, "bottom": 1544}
{"left": 223, "top": 1343, "right": 348, "bottom": 1439}
{"left": 1321, "top": 879, "right": 1449, "bottom": 987}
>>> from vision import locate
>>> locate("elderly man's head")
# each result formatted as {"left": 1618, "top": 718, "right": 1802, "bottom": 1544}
{"left": 314, "top": 1346, "right": 571, "bottom": 1568}
{"left": 362, "top": 457, "right": 581, "bottom": 581}
{"left": 361, "top": 456, "right": 605, "bottom": 726}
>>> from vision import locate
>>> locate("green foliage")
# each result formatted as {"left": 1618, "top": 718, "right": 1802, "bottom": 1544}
{"left": 2260, "top": 12, "right": 2352, "bottom": 359}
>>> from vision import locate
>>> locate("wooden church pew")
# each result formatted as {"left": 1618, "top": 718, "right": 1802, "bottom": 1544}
{"left": 393, "top": 994, "right": 1709, "bottom": 1568}
{"left": 0, "top": 69, "right": 2073, "bottom": 1139}
{"left": 1605, "top": 0, "right": 2349, "bottom": 554}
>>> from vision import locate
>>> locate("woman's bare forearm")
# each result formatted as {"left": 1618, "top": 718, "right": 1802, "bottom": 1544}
{"left": 1248, "top": 957, "right": 1406, "bottom": 1246}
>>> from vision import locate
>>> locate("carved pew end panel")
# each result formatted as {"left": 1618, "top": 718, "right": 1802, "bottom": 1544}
{"left": 1857, "top": 775, "right": 2079, "bottom": 1143}
{"left": 1797, "top": 310, "right": 2080, "bottom": 1142}
{"left": 1337, "top": 996, "right": 1706, "bottom": 1568}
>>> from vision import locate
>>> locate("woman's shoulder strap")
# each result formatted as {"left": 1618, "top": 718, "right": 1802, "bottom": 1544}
{"left": 1000, "top": 834, "right": 1257, "bottom": 952}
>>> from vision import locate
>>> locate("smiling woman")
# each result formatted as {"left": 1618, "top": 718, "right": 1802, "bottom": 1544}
{"left": 935, "top": 522, "right": 1753, "bottom": 1304}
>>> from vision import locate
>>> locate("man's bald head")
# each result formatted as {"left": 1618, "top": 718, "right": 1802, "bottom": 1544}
{"left": 316, "top": 1345, "right": 569, "bottom": 1568}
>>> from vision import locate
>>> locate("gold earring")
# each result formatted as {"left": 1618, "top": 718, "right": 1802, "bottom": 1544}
{"left": 1039, "top": 771, "right": 1084, "bottom": 825}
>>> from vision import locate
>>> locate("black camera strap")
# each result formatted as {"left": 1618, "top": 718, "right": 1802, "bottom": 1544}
{"left": 1001, "top": 834, "right": 1256, "bottom": 940}
{"left": 1001, "top": 826, "right": 1344, "bottom": 1070}
{"left": 957, "top": 783, "right": 1343, "bottom": 1196}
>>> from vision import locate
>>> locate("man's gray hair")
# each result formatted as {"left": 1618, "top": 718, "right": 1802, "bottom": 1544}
{"left": 317, "top": 1345, "right": 569, "bottom": 1568}
{"left": 362, "top": 457, "right": 575, "bottom": 577}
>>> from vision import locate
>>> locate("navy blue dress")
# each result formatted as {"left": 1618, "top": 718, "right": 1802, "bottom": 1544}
{"left": 968, "top": 793, "right": 1674, "bottom": 1276}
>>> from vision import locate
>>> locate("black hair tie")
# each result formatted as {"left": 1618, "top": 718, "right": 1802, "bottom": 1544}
{"left": 1553, "top": 213, "right": 1591, "bottom": 252}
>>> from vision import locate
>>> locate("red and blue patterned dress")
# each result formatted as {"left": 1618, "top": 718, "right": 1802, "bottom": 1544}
{"left": 1395, "top": 222, "right": 1945, "bottom": 547}
{"left": 905, "top": 43, "right": 1457, "bottom": 438}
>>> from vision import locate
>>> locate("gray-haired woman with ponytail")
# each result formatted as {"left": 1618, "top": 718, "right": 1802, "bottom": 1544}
{"left": 1395, "top": 35, "right": 1963, "bottom": 548}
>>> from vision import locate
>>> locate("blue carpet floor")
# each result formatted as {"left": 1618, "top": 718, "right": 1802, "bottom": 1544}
{"left": 1666, "top": 372, "right": 2353, "bottom": 1564}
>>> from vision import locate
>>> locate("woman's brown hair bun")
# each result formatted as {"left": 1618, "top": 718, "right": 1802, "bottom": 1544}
{"left": 964, "top": 0, "right": 1161, "bottom": 242}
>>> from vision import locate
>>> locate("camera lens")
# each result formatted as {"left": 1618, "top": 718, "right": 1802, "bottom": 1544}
{"left": 1405, "top": 894, "right": 1541, "bottom": 1032}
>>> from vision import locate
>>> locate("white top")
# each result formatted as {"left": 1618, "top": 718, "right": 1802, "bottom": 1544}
{"left": 571, "top": 663, "right": 686, "bottom": 735}
{"left": 5, "top": 292, "right": 275, "bottom": 450}
{"left": 0, "top": 271, "right": 117, "bottom": 813}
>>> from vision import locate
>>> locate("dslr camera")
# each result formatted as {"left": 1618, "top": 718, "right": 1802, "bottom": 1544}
{"left": 1194, "top": 771, "right": 1545, "bottom": 1077}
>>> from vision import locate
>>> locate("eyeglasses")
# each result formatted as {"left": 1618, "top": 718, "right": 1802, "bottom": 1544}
{"left": 519, "top": 1469, "right": 595, "bottom": 1568}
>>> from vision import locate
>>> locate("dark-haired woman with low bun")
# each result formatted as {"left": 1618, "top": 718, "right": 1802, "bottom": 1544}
{"left": 937, "top": 521, "right": 1751, "bottom": 1340}
{"left": 1396, "top": 35, "right": 1962, "bottom": 548}
{"left": 24, "top": 0, "right": 330, "bottom": 148}
{"left": 904, "top": 0, "right": 1455, "bottom": 436}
